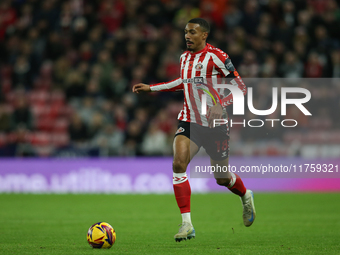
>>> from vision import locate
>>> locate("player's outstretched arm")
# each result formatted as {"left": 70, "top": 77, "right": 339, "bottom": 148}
{"left": 132, "top": 83, "right": 151, "bottom": 94}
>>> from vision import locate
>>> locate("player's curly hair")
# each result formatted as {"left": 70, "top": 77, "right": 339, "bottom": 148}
{"left": 188, "top": 18, "right": 210, "bottom": 33}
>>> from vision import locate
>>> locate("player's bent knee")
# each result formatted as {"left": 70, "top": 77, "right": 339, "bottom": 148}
{"left": 172, "top": 160, "right": 188, "bottom": 173}
{"left": 215, "top": 177, "right": 231, "bottom": 186}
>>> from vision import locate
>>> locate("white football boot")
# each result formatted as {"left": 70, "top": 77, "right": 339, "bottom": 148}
{"left": 241, "top": 190, "right": 256, "bottom": 227}
{"left": 174, "top": 222, "right": 195, "bottom": 242}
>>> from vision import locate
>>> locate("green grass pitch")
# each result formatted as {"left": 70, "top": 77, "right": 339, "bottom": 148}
{"left": 0, "top": 193, "right": 339, "bottom": 255}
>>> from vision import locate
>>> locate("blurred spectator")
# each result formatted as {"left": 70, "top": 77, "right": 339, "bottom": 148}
{"left": 261, "top": 55, "right": 277, "bottom": 77}
{"left": 0, "top": 0, "right": 340, "bottom": 158}
{"left": 160, "top": 53, "right": 180, "bottom": 81}
{"left": 121, "top": 139, "right": 138, "bottom": 156}
{"left": 224, "top": 4, "right": 243, "bottom": 30}
{"left": 241, "top": 0, "right": 260, "bottom": 35}
{"left": 279, "top": 51, "right": 304, "bottom": 78}
{"left": 0, "top": 0, "right": 17, "bottom": 41}
{"left": 154, "top": 109, "right": 173, "bottom": 134}
{"left": 141, "top": 122, "right": 169, "bottom": 155}
{"left": 293, "top": 41, "right": 307, "bottom": 62}
{"left": 11, "top": 97, "right": 33, "bottom": 130}
{"left": 133, "top": 108, "right": 150, "bottom": 130}
{"left": 99, "top": 0, "right": 125, "bottom": 35}
{"left": 305, "top": 52, "right": 323, "bottom": 78}
{"left": 88, "top": 26, "right": 103, "bottom": 56}
{"left": 59, "top": 1, "right": 76, "bottom": 31}
{"left": 331, "top": 50, "right": 340, "bottom": 77}
{"left": 125, "top": 120, "right": 144, "bottom": 146}
{"left": 282, "top": 1, "right": 296, "bottom": 28}
{"left": 174, "top": 3, "right": 200, "bottom": 28}
{"left": 88, "top": 112, "right": 106, "bottom": 139}
{"left": 200, "top": 0, "right": 227, "bottom": 28}
{"left": 68, "top": 113, "right": 88, "bottom": 143}
{"left": 34, "top": 1, "right": 59, "bottom": 31}
{"left": 231, "top": 27, "right": 247, "bottom": 52}
{"left": 106, "top": 68, "right": 128, "bottom": 99}
{"left": 78, "top": 97, "right": 97, "bottom": 125}
{"left": 16, "top": 4, "right": 33, "bottom": 33}
{"left": 72, "top": 17, "right": 88, "bottom": 49}
{"left": 79, "top": 41, "right": 93, "bottom": 62}
{"left": 91, "top": 123, "right": 124, "bottom": 156}
{"left": 114, "top": 105, "right": 128, "bottom": 131}
{"left": 322, "top": 1, "right": 340, "bottom": 40}
{"left": 11, "top": 125, "right": 35, "bottom": 157}
{"left": 27, "top": 28, "right": 46, "bottom": 61}
{"left": 271, "top": 41, "right": 286, "bottom": 64}
{"left": 238, "top": 50, "right": 260, "bottom": 77}
{"left": 99, "top": 100, "right": 114, "bottom": 124}
{"left": 144, "top": 1, "right": 168, "bottom": 28}
{"left": 227, "top": 42, "right": 243, "bottom": 68}
{"left": 65, "top": 70, "right": 86, "bottom": 99}
{"left": 85, "top": 79, "right": 102, "bottom": 99}
{"left": 53, "top": 56, "right": 71, "bottom": 85}
{"left": 313, "top": 25, "right": 333, "bottom": 51}
{"left": 45, "top": 32, "right": 65, "bottom": 61}
{"left": 0, "top": 103, "right": 11, "bottom": 132}
{"left": 12, "top": 55, "right": 32, "bottom": 89}
{"left": 97, "top": 49, "right": 115, "bottom": 93}
{"left": 121, "top": 92, "right": 137, "bottom": 118}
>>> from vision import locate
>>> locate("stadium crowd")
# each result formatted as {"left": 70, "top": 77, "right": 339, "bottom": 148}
{"left": 0, "top": 0, "right": 340, "bottom": 157}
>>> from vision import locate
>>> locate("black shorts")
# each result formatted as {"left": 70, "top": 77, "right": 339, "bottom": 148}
{"left": 174, "top": 121, "right": 230, "bottom": 160}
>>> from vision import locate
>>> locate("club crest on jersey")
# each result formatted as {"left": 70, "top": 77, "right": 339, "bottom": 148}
{"left": 176, "top": 127, "right": 185, "bottom": 134}
{"left": 195, "top": 62, "right": 203, "bottom": 70}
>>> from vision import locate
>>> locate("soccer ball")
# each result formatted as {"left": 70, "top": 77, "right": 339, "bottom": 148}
{"left": 87, "top": 222, "right": 116, "bottom": 249}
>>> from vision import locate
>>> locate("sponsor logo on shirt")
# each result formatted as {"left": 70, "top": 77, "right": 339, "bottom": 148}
{"left": 182, "top": 77, "right": 204, "bottom": 84}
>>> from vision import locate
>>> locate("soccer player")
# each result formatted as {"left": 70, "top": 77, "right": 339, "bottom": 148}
{"left": 132, "top": 18, "right": 256, "bottom": 242}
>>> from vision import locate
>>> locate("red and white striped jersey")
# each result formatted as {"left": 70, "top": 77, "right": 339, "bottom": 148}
{"left": 150, "top": 43, "right": 246, "bottom": 127}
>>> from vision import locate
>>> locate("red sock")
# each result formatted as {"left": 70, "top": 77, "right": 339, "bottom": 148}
{"left": 173, "top": 173, "right": 191, "bottom": 213}
{"left": 228, "top": 173, "right": 246, "bottom": 197}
